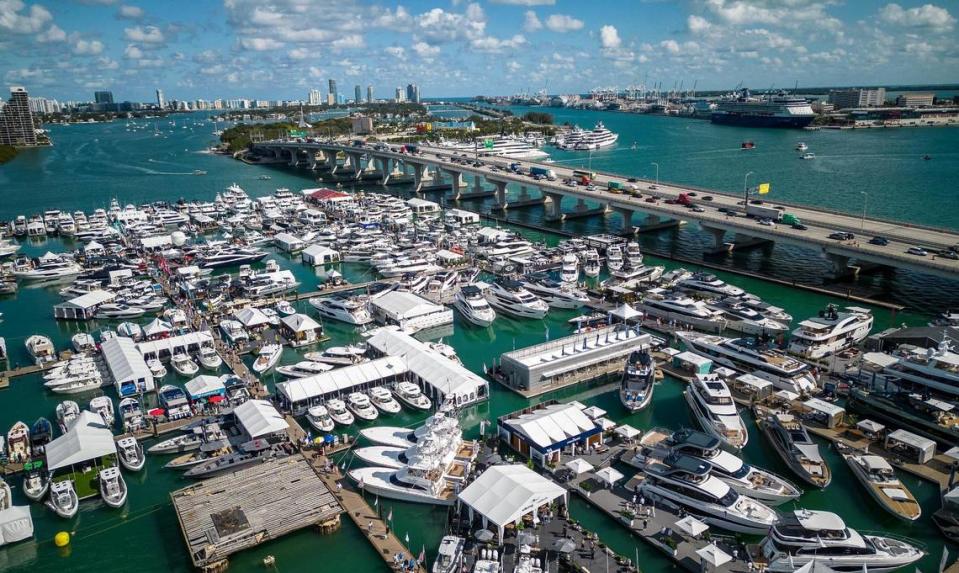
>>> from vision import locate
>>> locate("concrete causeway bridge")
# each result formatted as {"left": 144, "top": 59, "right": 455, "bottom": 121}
{"left": 251, "top": 139, "right": 959, "bottom": 281}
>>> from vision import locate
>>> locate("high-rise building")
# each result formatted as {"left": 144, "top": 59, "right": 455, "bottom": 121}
{"left": 0, "top": 86, "right": 38, "bottom": 146}
{"left": 896, "top": 93, "right": 935, "bottom": 108}
{"left": 94, "top": 91, "right": 114, "bottom": 104}
{"left": 395, "top": 87, "right": 405, "bottom": 102}
{"left": 155, "top": 88, "right": 166, "bottom": 109}
{"left": 406, "top": 83, "right": 420, "bottom": 104}
{"left": 367, "top": 85, "right": 373, "bottom": 103}
{"left": 829, "top": 88, "right": 885, "bottom": 109}
{"left": 354, "top": 84, "right": 362, "bottom": 104}
{"left": 308, "top": 89, "right": 322, "bottom": 106}
{"left": 328, "top": 79, "right": 337, "bottom": 106}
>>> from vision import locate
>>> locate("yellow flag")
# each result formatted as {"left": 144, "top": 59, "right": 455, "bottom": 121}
{"left": 758, "top": 183, "right": 770, "bottom": 195}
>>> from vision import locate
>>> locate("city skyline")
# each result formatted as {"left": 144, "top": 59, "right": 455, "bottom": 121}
{"left": 0, "top": 0, "right": 957, "bottom": 102}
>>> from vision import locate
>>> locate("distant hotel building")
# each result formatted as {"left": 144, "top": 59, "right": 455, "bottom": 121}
{"left": 394, "top": 87, "right": 405, "bottom": 102}
{"left": 829, "top": 88, "right": 886, "bottom": 109}
{"left": 0, "top": 86, "right": 38, "bottom": 146}
{"left": 351, "top": 116, "right": 374, "bottom": 135}
{"left": 327, "top": 79, "right": 337, "bottom": 105}
{"left": 896, "top": 92, "right": 935, "bottom": 108}
{"left": 366, "top": 85, "right": 373, "bottom": 103}
{"left": 155, "top": 88, "right": 166, "bottom": 109}
{"left": 308, "top": 89, "right": 322, "bottom": 106}
{"left": 354, "top": 84, "right": 362, "bottom": 104}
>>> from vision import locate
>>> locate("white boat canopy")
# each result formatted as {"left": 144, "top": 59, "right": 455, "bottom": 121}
{"left": 142, "top": 318, "right": 173, "bottom": 338}
{"left": 234, "top": 399, "right": 289, "bottom": 439}
{"left": 614, "top": 424, "right": 641, "bottom": 441}
{"left": 275, "top": 357, "right": 409, "bottom": 407}
{"left": 884, "top": 429, "right": 936, "bottom": 464}
{"left": 0, "top": 505, "right": 34, "bottom": 547}
{"left": 45, "top": 410, "right": 117, "bottom": 471}
{"left": 280, "top": 313, "right": 321, "bottom": 333}
{"left": 802, "top": 398, "right": 845, "bottom": 429}
{"left": 855, "top": 419, "right": 886, "bottom": 435}
{"left": 607, "top": 303, "right": 643, "bottom": 322}
{"left": 457, "top": 465, "right": 567, "bottom": 544}
{"left": 503, "top": 403, "right": 597, "bottom": 450}
{"left": 581, "top": 406, "right": 607, "bottom": 419}
{"left": 696, "top": 543, "right": 732, "bottom": 568}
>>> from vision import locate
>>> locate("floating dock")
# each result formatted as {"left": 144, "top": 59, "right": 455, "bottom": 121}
{"left": 171, "top": 456, "right": 343, "bottom": 571}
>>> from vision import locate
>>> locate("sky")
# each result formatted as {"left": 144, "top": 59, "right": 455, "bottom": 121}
{"left": 1, "top": 0, "right": 957, "bottom": 102}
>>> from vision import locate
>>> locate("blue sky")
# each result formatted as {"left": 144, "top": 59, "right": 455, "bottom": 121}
{"left": 1, "top": 0, "right": 957, "bottom": 102}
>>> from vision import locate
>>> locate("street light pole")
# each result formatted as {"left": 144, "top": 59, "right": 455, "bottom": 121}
{"left": 651, "top": 162, "right": 659, "bottom": 185}
{"left": 743, "top": 171, "right": 755, "bottom": 206}
{"left": 860, "top": 191, "right": 868, "bottom": 231}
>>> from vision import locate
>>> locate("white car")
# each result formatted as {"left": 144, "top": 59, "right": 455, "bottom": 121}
{"left": 907, "top": 247, "right": 927, "bottom": 256}
{"left": 758, "top": 218, "right": 776, "bottom": 227}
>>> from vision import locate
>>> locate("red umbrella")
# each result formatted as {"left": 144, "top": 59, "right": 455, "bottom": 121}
{"left": 148, "top": 407, "right": 165, "bottom": 417}
{"left": 208, "top": 395, "right": 225, "bottom": 404}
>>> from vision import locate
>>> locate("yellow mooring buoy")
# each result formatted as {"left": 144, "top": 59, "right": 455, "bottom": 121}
{"left": 54, "top": 531, "right": 71, "bottom": 547}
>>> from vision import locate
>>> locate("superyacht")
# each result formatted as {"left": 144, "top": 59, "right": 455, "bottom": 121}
{"left": 787, "top": 305, "right": 873, "bottom": 360}
{"left": 684, "top": 373, "right": 749, "bottom": 449}
{"left": 483, "top": 279, "right": 549, "bottom": 319}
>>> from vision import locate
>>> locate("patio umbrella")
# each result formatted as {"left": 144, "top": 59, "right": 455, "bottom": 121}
{"left": 614, "top": 424, "right": 641, "bottom": 441}
{"left": 474, "top": 529, "right": 495, "bottom": 543}
{"left": 516, "top": 531, "right": 537, "bottom": 546}
{"left": 696, "top": 543, "right": 732, "bottom": 570}
{"left": 594, "top": 466, "right": 624, "bottom": 487}
{"left": 550, "top": 538, "right": 577, "bottom": 554}
{"left": 565, "top": 458, "right": 594, "bottom": 475}
{"left": 674, "top": 516, "right": 709, "bottom": 538}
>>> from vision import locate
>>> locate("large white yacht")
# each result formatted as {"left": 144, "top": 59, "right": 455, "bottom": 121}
{"left": 620, "top": 348, "right": 656, "bottom": 412}
{"left": 880, "top": 339, "right": 959, "bottom": 397}
{"left": 761, "top": 510, "right": 923, "bottom": 573}
{"left": 639, "top": 454, "right": 779, "bottom": 535}
{"left": 677, "top": 272, "right": 745, "bottom": 299}
{"left": 346, "top": 392, "right": 378, "bottom": 421}
{"left": 558, "top": 122, "right": 618, "bottom": 150}
{"left": 309, "top": 295, "right": 373, "bottom": 325}
{"left": 787, "top": 305, "right": 873, "bottom": 360}
{"left": 452, "top": 285, "right": 496, "bottom": 327}
{"left": 637, "top": 290, "right": 727, "bottom": 333}
{"left": 13, "top": 256, "right": 83, "bottom": 281}
{"left": 684, "top": 373, "right": 748, "bottom": 449}
{"left": 360, "top": 411, "right": 460, "bottom": 449}
{"left": 483, "top": 279, "right": 549, "bottom": 319}
{"left": 520, "top": 277, "right": 589, "bottom": 309}
{"left": 706, "top": 298, "right": 789, "bottom": 337}
{"left": 677, "top": 331, "right": 817, "bottom": 394}
{"left": 477, "top": 136, "right": 550, "bottom": 160}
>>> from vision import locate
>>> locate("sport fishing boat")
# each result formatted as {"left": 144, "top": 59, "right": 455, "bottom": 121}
{"left": 309, "top": 295, "right": 373, "bottom": 325}
{"left": 760, "top": 510, "right": 923, "bottom": 573}
{"left": 89, "top": 395, "right": 115, "bottom": 427}
{"left": 620, "top": 348, "right": 656, "bottom": 412}
{"left": 484, "top": 279, "right": 549, "bottom": 319}
{"left": 626, "top": 428, "right": 801, "bottom": 505}
{"left": 368, "top": 387, "right": 402, "bottom": 414}
{"left": 99, "top": 467, "right": 127, "bottom": 508}
{"left": 306, "top": 405, "right": 335, "bottom": 433}
{"left": 638, "top": 453, "right": 779, "bottom": 534}
{"left": 787, "top": 305, "right": 874, "bottom": 360}
{"left": 757, "top": 411, "right": 831, "bottom": 488}
{"left": 326, "top": 399, "right": 355, "bottom": 426}
{"left": 55, "top": 400, "right": 80, "bottom": 432}
{"left": 118, "top": 397, "right": 146, "bottom": 433}
{"left": 684, "top": 373, "right": 748, "bottom": 449}
{"left": 197, "top": 346, "right": 223, "bottom": 370}
{"left": 677, "top": 332, "right": 818, "bottom": 394}
{"left": 171, "top": 353, "right": 200, "bottom": 377}
{"left": 452, "top": 285, "right": 496, "bottom": 327}
{"left": 46, "top": 480, "right": 79, "bottom": 519}
{"left": 349, "top": 447, "right": 462, "bottom": 506}
{"left": 347, "top": 392, "right": 378, "bottom": 421}
{"left": 393, "top": 381, "right": 432, "bottom": 410}
{"left": 252, "top": 344, "right": 282, "bottom": 374}
{"left": 116, "top": 437, "right": 146, "bottom": 472}
{"left": 520, "top": 276, "right": 589, "bottom": 309}
{"left": 835, "top": 442, "right": 920, "bottom": 521}
{"left": 360, "top": 411, "right": 460, "bottom": 449}
{"left": 559, "top": 253, "right": 579, "bottom": 283}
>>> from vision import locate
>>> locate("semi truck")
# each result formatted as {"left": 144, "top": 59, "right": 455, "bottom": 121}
{"left": 745, "top": 204, "right": 783, "bottom": 221}
{"left": 530, "top": 166, "right": 556, "bottom": 179}
{"left": 607, "top": 181, "right": 624, "bottom": 193}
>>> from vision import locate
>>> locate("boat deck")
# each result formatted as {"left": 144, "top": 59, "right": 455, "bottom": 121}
{"left": 171, "top": 455, "right": 342, "bottom": 570}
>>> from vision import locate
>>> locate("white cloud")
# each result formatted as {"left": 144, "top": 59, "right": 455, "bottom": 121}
{"left": 599, "top": 25, "right": 621, "bottom": 49}
{"left": 687, "top": 15, "right": 712, "bottom": 34}
{"left": 506, "top": 60, "right": 522, "bottom": 72}
{"left": 194, "top": 49, "right": 219, "bottom": 64}
{"left": 471, "top": 34, "right": 526, "bottom": 52}
{"left": 123, "top": 25, "right": 164, "bottom": 44}
{"left": 97, "top": 56, "right": 119, "bottom": 70}
{"left": 73, "top": 38, "right": 104, "bottom": 55}
{"left": 412, "top": 41, "right": 440, "bottom": 58}
{"left": 544, "top": 14, "right": 583, "bottom": 33}
{"left": 523, "top": 10, "right": 542, "bottom": 32}
{"left": 384, "top": 46, "right": 406, "bottom": 59}
{"left": 117, "top": 5, "right": 143, "bottom": 19}
{"left": 880, "top": 3, "right": 954, "bottom": 31}
{"left": 287, "top": 47, "right": 310, "bottom": 60}
{"left": 488, "top": 0, "right": 554, "bottom": 5}
{"left": 0, "top": 0, "right": 53, "bottom": 34}
{"left": 123, "top": 44, "right": 143, "bottom": 59}
{"left": 36, "top": 23, "right": 66, "bottom": 42}
{"left": 240, "top": 37, "right": 284, "bottom": 50}
{"left": 703, "top": 0, "right": 842, "bottom": 32}
{"left": 330, "top": 34, "right": 364, "bottom": 50}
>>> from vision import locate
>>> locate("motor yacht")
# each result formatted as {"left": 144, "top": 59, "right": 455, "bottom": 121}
{"left": 349, "top": 455, "right": 457, "bottom": 506}
{"left": 26, "top": 334, "right": 56, "bottom": 365}
{"left": 368, "top": 387, "right": 402, "bottom": 414}
{"left": 835, "top": 442, "right": 920, "bottom": 521}
{"left": 147, "top": 358, "right": 167, "bottom": 378}
{"left": 46, "top": 480, "right": 79, "bottom": 519}
{"left": 452, "top": 285, "right": 496, "bottom": 327}
{"left": 117, "top": 436, "right": 146, "bottom": 471}
{"left": 559, "top": 253, "right": 579, "bottom": 283}
{"left": 637, "top": 290, "right": 727, "bottom": 333}
{"left": 326, "top": 399, "right": 355, "bottom": 426}
{"left": 198, "top": 247, "right": 267, "bottom": 269}
{"left": 252, "top": 344, "right": 282, "bottom": 374}
{"left": 29, "top": 417, "right": 53, "bottom": 456}
{"left": 55, "top": 400, "right": 80, "bottom": 432}
{"left": 46, "top": 373, "right": 103, "bottom": 394}
{"left": 761, "top": 510, "right": 923, "bottom": 573}
{"left": 96, "top": 303, "right": 146, "bottom": 320}
{"left": 119, "top": 397, "right": 146, "bottom": 433}
{"left": 638, "top": 453, "right": 778, "bottom": 535}
{"left": 116, "top": 322, "right": 144, "bottom": 340}
{"left": 197, "top": 346, "right": 222, "bottom": 370}
{"left": 309, "top": 295, "right": 373, "bottom": 325}
{"left": 276, "top": 360, "right": 334, "bottom": 378}
{"left": 620, "top": 348, "right": 656, "bottom": 412}
{"left": 89, "top": 396, "right": 115, "bottom": 427}
{"left": 393, "top": 381, "right": 432, "bottom": 411}
{"left": 520, "top": 277, "right": 589, "bottom": 309}
{"left": 484, "top": 279, "right": 549, "bottom": 319}
{"left": 787, "top": 305, "right": 874, "bottom": 360}
{"left": 684, "top": 373, "right": 748, "bottom": 449}
{"left": 275, "top": 300, "right": 296, "bottom": 317}
{"left": 306, "top": 405, "right": 336, "bottom": 433}
{"left": 159, "top": 384, "right": 191, "bottom": 420}
{"left": 171, "top": 353, "right": 200, "bottom": 377}
{"left": 433, "top": 536, "right": 466, "bottom": 573}
{"left": 677, "top": 272, "right": 745, "bottom": 298}
{"left": 347, "top": 392, "right": 378, "bottom": 421}
{"left": 706, "top": 298, "right": 789, "bottom": 337}
{"left": 13, "top": 257, "right": 83, "bottom": 282}
{"left": 758, "top": 411, "right": 831, "bottom": 488}
{"left": 677, "top": 331, "right": 817, "bottom": 394}
{"left": 99, "top": 467, "right": 127, "bottom": 508}
{"left": 606, "top": 244, "right": 624, "bottom": 272}
{"left": 583, "top": 250, "right": 601, "bottom": 277}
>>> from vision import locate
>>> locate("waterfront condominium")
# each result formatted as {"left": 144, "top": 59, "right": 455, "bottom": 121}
{"left": 354, "top": 85, "right": 362, "bottom": 104}
{"left": 155, "top": 88, "right": 165, "bottom": 109}
{"left": 308, "top": 89, "right": 322, "bottom": 106}
{"left": 406, "top": 83, "right": 420, "bottom": 103}
{"left": 327, "top": 79, "right": 337, "bottom": 105}
{"left": 0, "top": 86, "right": 37, "bottom": 146}
{"left": 367, "top": 85, "right": 373, "bottom": 103}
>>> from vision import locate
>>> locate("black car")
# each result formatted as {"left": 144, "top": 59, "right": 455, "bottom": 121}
{"left": 627, "top": 177, "right": 638, "bottom": 183}
{"left": 792, "top": 223, "right": 808, "bottom": 230}
{"left": 829, "top": 232, "right": 855, "bottom": 240}
{"left": 702, "top": 195, "right": 713, "bottom": 201}
{"left": 939, "top": 249, "right": 959, "bottom": 260}
{"left": 869, "top": 236, "right": 889, "bottom": 246}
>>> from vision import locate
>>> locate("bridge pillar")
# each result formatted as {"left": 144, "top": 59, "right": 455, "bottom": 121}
{"left": 613, "top": 206, "right": 636, "bottom": 234}
{"left": 701, "top": 225, "right": 727, "bottom": 249}
{"left": 825, "top": 252, "right": 859, "bottom": 279}
{"left": 377, "top": 157, "right": 391, "bottom": 185}
{"left": 518, "top": 185, "right": 532, "bottom": 201}
{"left": 326, "top": 149, "right": 339, "bottom": 173}
{"left": 431, "top": 166, "right": 444, "bottom": 187}
{"left": 492, "top": 180, "right": 508, "bottom": 208}
{"left": 471, "top": 175, "right": 485, "bottom": 195}
{"left": 445, "top": 169, "right": 464, "bottom": 200}
{"left": 346, "top": 152, "right": 363, "bottom": 179}
{"left": 288, "top": 148, "right": 299, "bottom": 167}
{"left": 307, "top": 152, "right": 319, "bottom": 170}
{"left": 411, "top": 162, "right": 426, "bottom": 192}
{"left": 544, "top": 192, "right": 564, "bottom": 220}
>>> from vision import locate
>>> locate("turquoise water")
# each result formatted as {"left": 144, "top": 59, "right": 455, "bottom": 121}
{"left": 0, "top": 115, "right": 955, "bottom": 572}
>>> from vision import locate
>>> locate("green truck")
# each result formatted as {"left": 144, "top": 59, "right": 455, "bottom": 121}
{"left": 607, "top": 181, "right": 624, "bottom": 193}
{"left": 782, "top": 213, "right": 801, "bottom": 226}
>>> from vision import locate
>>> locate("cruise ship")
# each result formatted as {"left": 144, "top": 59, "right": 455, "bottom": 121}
{"left": 787, "top": 305, "right": 873, "bottom": 360}
{"left": 677, "top": 331, "right": 817, "bottom": 394}
{"left": 560, "top": 122, "right": 618, "bottom": 150}
{"left": 710, "top": 89, "right": 815, "bottom": 129}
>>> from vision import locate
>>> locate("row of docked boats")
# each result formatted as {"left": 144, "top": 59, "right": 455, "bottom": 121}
{"left": 305, "top": 383, "right": 432, "bottom": 433}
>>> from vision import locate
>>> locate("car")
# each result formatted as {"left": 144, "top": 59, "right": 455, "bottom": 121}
{"left": 749, "top": 199, "right": 764, "bottom": 205}
{"left": 792, "top": 223, "right": 808, "bottom": 230}
{"left": 473, "top": 162, "right": 482, "bottom": 167}
{"left": 869, "top": 236, "right": 889, "bottom": 246}
{"left": 939, "top": 250, "right": 959, "bottom": 260}
{"left": 702, "top": 196, "right": 714, "bottom": 201}
{"left": 718, "top": 207, "right": 729, "bottom": 213}
{"left": 692, "top": 206, "right": 706, "bottom": 213}
{"left": 829, "top": 232, "right": 854, "bottom": 240}
{"left": 644, "top": 197, "right": 657, "bottom": 203}
{"left": 665, "top": 199, "right": 678, "bottom": 204}
{"left": 907, "top": 247, "right": 928, "bottom": 256}
{"left": 649, "top": 184, "right": 658, "bottom": 190}
{"left": 627, "top": 177, "right": 638, "bottom": 183}
{"left": 758, "top": 218, "right": 775, "bottom": 227}
{"left": 687, "top": 192, "right": 697, "bottom": 197}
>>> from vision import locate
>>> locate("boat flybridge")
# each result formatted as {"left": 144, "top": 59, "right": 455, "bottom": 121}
{"left": 452, "top": 285, "right": 496, "bottom": 327}
{"left": 309, "top": 295, "right": 372, "bottom": 325}
{"left": 483, "top": 279, "right": 549, "bottom": 319}
{"left": 787, "top": 304, "right": 873, "bottom": 360}
{"left": 684, "top": 373, "right": 748, "bottom": 449}
{"left": 520, "top": 276, "right": 589, "bottom": 309}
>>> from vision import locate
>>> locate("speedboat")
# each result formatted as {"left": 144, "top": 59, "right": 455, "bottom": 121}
{"left": 119, "top": 397, "right": 146, "bottom": 433}
{"left": 89, "top": 395, "right": 115, "bottom": 427}
{"left": 368, "top": 387, "right": 402, "bottom": 414}
{"left": 147, "top": 358, "right": 167, "bottom": 378}
{"left": 761, "top": 510, "right": 923, "bottom": 573}
{"left": 620, "top": 348, "right": 656, "bottom": 412}
{"left": 46, "top": 480, "right": 79, "bottom": 519}
{"left": 520, "top": 276, "right": 589, "bottom": 309}
{"left": 147, "top": 432, "right": 202, "bottom": 454}
{"left": 684, "top": 373, "right": 748, "bottom": 449}
{"left": 23, "top": 469, "right": 50, "bottom": 501}
{"left": 183, "top": 440, "right": 289, "bottom": 479}
{"left": 433, "top": 536, "right": 466, "bottom": 573}
{"left": 452, "top": 285, "right": 496, "bottom": 327}
{"left": 308, "top": 296, "right": 372, "bottom": 325}
{"left": 71, "top": 332, "right": 96, "bottom": 353}
{"left": 276, "top": 360, "right": 334, "bottom": 378}
{"left": 787, "top": 304, "right": 874, "bottom": 360}
{"left": 275, "top": 300, "right": 296, "bottom": 317}
{"left": 484, "top": 279, "right": 549, "bottom": 319}
{"left": 96, "top": 303, "right": 146, "bottom": 320}
{"left": 6, "top": 422, "right": 30, "bottom": 462}
{"left": 56, "top": 400, "right": 80, "bottom": 432}
{"left": 252, "top": 344, "right": 282, "bottom": 373}
{"left": 393, "top": 381, "right": 432, "bottom": 410}
{"left": 306, "top": 405, "right": 335, "bottom": 433}
{"left": 171, "top": 353, "right": 200, "bottom": 377}
{"left": 99, "top": 467, "right": 127, "bottom": 508}
{"left": 326, "top": 399, "right": 355, "bottom": 426}
{"left": 346, "top": 392, "right": 379, "bottom": 421}
{"left": 757, "top": 411, "right": 831, "bottom": 488}
{"left": 835, "top": 442, "right": 920, "bottom": 521}
{"left": 116, "top": 437, "right": 146, "bottom": 471}
{"left": 29, "top": 417, "right": 53, "bottom": 455}
{"left": 25, "top": 335, "right": 56, "bottom": 365}
{"left": 626, "top": 428, "right": 801, "bottom": 505}
{"left": 197, "top": 346, "right": 222, "bottom": 370}
{"left": 638, "top": 453, "right": 779, "bottom": 535}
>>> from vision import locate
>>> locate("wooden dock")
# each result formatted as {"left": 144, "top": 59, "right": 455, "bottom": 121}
{"left": 171, "top": 455, "right": 343, "bottom": 571}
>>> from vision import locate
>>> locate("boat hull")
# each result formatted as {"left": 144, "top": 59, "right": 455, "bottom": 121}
{"left": 349, "top": 467, "right": 454, "bottom": 506}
